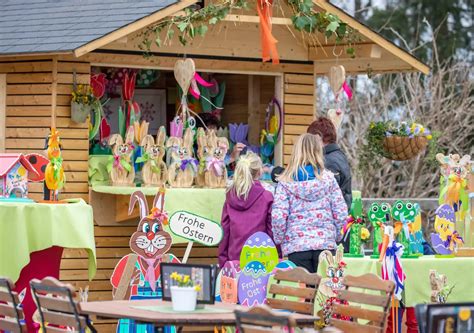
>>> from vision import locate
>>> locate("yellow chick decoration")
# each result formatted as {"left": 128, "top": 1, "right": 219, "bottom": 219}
{"left": 45, "top": 128, "right": 65, "bottom": 201}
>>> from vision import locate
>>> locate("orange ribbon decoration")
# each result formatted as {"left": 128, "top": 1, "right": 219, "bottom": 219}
{"left": 446, "top": 175, "right": 462, "bottom": 206}
{"left": 257, "top": 0, "right": 280, "bottom": 64}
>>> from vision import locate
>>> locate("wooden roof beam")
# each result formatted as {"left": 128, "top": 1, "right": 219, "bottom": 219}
{"left": 314, "top": 57, "right": 417, "bottom": 75}
{"left": 73, "top": 0, "right": 198, "bottom": 58}
{"left": 309, "top": 43, "right": 382, "bottom": 60}
{"left": 223, "top": 15, "right": 292, "bottom": 25}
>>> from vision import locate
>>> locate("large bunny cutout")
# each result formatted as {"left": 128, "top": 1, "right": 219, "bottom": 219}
{"left": 110, "top": 189, "right": 179, "bottom": 332}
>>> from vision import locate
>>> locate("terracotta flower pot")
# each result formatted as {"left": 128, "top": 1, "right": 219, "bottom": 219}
{"left": 382, "top": 136, "right": 428, "bottom": 161}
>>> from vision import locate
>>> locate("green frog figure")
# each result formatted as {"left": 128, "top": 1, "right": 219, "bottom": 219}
{"left": 368, "top": 202, "right": 391, "bottom": 258}
{"left": 391, "top": 200, "right": 418, "bottom": 258}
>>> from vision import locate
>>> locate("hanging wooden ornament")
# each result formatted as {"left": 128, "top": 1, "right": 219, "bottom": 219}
{"left": 329, "top": 65, "right": 346, "bottom": 95}
{"left": 174, "top": 59, "right": 196, "bottom": 95}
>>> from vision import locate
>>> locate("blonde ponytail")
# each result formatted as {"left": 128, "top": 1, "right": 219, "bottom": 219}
{"left": 278, "top": 133, "right": 325, "bottom": 182}
{"left": 228, "top": 152, "right": 263, "bottom": 200}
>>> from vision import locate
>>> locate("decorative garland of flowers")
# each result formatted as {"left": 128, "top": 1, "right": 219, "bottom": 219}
{"left": 358, "top": 121, "right": 440, "bottom": 172}
{"left": 138, "top": 0, "right": 359, "bottom": 57}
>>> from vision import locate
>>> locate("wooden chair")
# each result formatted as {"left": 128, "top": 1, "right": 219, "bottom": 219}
{"left": 267, "top": 267, "right": 321, "bottom": 315}
{"left": 235, "top": 305, "right": 297, "bottom": 332}
{"left": 0, "top": 277, "right": 26, "bottom": 333}
{"left": 30, "top": 277, "right": 96, "bottom": 333}
{"left": 329, "top": 273, "right": 395, "bottom": 333}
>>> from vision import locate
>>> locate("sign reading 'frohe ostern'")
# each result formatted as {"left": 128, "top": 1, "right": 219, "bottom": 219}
{"left": 169, "top": 211, "right": 223, "bottom": 246}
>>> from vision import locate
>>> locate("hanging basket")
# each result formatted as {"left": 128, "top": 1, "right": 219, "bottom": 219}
{"left": 71, "top": 102, "right": 91, "bottom": 123}
{"left": 382, "top": 136, "right": 428, "bottom": 161}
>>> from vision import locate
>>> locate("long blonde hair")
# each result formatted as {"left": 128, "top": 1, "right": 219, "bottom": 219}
{"left": 278, "top": 133, "right": 325, "bottom": 182}
{"left": 228, "top": 152, "right": 262, "bottom": 200}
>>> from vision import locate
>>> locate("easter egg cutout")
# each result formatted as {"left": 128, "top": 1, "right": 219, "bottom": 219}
{"left": 219, "top": 260, "right": 241, "bottom": 304}
{"left": 431, "top": 204, "right": 457, "bottom": 255}
{"left": 238, "top": 261, "right": 269, "bottom": 307}
{"left": 239, "top": 232, "right": 279, "bottom": 273}
{"left": 267, "top": 260, "right": 301, "bottom": 302}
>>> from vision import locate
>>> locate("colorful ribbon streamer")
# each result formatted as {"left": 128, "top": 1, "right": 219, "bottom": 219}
{"left": 257, "top": 0, "right": 279, "bottom": 64}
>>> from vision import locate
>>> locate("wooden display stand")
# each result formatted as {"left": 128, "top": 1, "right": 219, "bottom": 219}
{"left": 456, "top": 167, "right": 474, "bottom": 256}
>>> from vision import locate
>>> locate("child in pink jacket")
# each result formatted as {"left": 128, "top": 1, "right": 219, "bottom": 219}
{"left": 272, "top": 133, "right": 347, "bottom": 273}
{"left": 218, "top": 152, "right": 275, "bottom": 268}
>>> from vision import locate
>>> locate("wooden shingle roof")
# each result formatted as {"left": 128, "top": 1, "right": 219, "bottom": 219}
{"left": 0, "top": 0, "right": 180, "bottom": 55}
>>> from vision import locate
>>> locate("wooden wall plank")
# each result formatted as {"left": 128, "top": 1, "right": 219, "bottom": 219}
{"left": 0, "top": 74, "right": 5, "bottom": 152}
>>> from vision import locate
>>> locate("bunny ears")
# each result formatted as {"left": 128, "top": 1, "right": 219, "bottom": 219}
{"left": 128, "top": 187, "right": 168, "bottom": 224}
{"left": 319, "top": 244, "right": 345, "bottom": 268}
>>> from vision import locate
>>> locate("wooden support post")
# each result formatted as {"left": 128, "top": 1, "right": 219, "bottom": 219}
{"left": 0, "top": 74, "right": 5, "bottom": 152}
{"left": 247, "top": 75, "right": 261, "bottom": 145}
{"left": 182, "top": 242, "right": 194, "bottom": 263}
{"left": 51, "top": 57, "right": 58, "bottom": 129}
{"left": 313, "top": 63, "right": 318, "bottom": 119}
{"left": 274, "top": 75, "right": 284, "bottom": 166}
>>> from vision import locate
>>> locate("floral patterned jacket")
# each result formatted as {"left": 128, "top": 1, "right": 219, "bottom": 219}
{"left": 271, "top": 170, "right": 348, "bottom": 256}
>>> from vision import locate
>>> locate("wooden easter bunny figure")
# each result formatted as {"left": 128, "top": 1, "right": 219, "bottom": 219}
{"left": 205, "top": 130, "right": 229, "bottom": 188}
{"left": 429, "top": 269, "right": 453, "bottom": 304}
{"left": 108, "top": 126, "right": 135, "bottom": 186}
{"left": 110, "top": 189, "right": 179, "bottom": 332}
{"left": 167, "top": 127, "right": 197, "bottom": 187}
{"left": 196, "top": 127, "right": 209, "bottom": 187}
{"left": 138, "top": 126, "right": 168, "bottom": 186}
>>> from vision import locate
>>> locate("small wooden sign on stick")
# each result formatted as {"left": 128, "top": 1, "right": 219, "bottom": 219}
{"left": 169, "top": 210, "right": 223, "bottom": 263}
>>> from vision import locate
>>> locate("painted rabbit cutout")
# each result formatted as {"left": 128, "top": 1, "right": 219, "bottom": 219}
{"left": 205, "top": 130, "right": 229, "bottom": 188}
{"left": 167, "top": 128, "right": 197, "bottom": 187}
{"left": 429, "top": 269, "right": 453, "bottom": 304}
{"left": 139, "top": 126, "right": 168, "bottom": 186}
{"left": 108, "top": 126, "right": 135, "bottom": 186}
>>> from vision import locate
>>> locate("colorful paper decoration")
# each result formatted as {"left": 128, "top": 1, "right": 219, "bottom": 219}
{"left": 204, "top": 130, "right": 229, "bottom": 188}
{"left": 410, "top": 203, "right": 425, "bottom": 255}
{"left": 342, "top": 192, "right": 366, "bottom": 257}
{"left": 368, "top": 202, "right": 391, "bottom": 258}
{"left": 0, "top": 154, "right": 40, "bottom": 199}
{"left": 108, "top": 126, "right": 135, "bottom": 186}
{"left": 239, "top": 232, "right": 279, "bottom": 273}
{"left": 391, "top": 200, "right": 418, "bottom": 258}
{"left": 379, "top": 226, "right": 405, "bottom": 301}
{"left": 45, "top": 129, "right": 65, "bottom": 201}
{"left": 257, "top": 0, "right": 279, "bottom": 64}
{"left": 110, "top": 188, "right": 179, "bottom": 332}
{"left": 431, "top": 204, "right": 464, "bottom": 256}
{"left": 317, "top": 245, "right": 349, "bottom": 326}
{"left": 219, "top": 260, "right": 241, "bottom": 304}
{"left": 121, "top": 71, "right": 140, "bottom": 129}
{"left": 260, "top": 98, "right": 283, "bottom": 165}
{"left": 237, "top": 261, "right": 269, "bottom": 307}
{"left": 429, "top": 269, "right": 454, "bottom": 304}
{"left": 436, "top": 153, "right": 471, "bottom": 223}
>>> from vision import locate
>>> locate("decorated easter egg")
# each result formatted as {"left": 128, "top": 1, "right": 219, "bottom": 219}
{"left": 219, "top": 260, "right": 241, "bottom": 304}
{"left": 238, "top": 261, "right": 269, "bottom": 306}
{"left": 239, "top": 232, "right": 279, "bottom": 273}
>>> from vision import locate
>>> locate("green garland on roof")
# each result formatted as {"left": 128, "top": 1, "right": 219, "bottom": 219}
{"left": 138, "top": 0, "right": 359, "bottom": 57}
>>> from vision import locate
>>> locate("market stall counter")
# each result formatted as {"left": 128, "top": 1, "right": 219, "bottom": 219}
{"left": 0, "top": 199, "right": 96, "bottom": 331}
{"left": 318, "top": 255, "right": 474, "bottom": 307}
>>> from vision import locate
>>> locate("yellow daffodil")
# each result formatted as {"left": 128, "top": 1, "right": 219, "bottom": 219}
{"left": 427, "top": 134, "right": 432, "bottom": 140}
{"left": 170, "top": 272, "right": 179, "bottom": 280}
{"left": 194, "top": 285, "right": 201, "bottom": 292}
{"left": 361, "top": 227, "right": 370, "bottom": 241}
{"left": 370, "top": 123, "right": 375, "bottom": 129}
{"left": 183, "top": 275, "right": 190, "bottom": 284}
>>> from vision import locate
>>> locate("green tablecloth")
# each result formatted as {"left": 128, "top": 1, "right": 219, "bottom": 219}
{"left": 318, "top": 256, "right": 474, "bottom": 307}
{"left": 92, "top": 185, "right": 226, "bottom": 244}
{"left": 0, "top": 199, "right": 97, "bottom": 281}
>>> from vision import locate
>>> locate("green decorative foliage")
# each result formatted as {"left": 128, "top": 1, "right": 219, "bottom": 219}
{"left": 138, "top": 0, "right": 359, "bottom": 58}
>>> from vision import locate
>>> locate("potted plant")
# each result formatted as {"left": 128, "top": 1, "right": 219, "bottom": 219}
{"left": 170, "top": 272, "right": 201, "bottom": 312}
{"left": 71, "top": 84, "right": 95, "bottom": 123}
{"left": 359, "top": 121, "right": 438, "bottom": 171}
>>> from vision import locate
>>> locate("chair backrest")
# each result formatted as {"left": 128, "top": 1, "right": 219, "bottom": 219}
{"left": 30, "top": 277, "right": 94, "bottom": 333}
{"left": 0, "top": 277, "right": 26, "bottom": 333}
{"left": 267, "top": 267, "right": 321, "bottom": 315}
{"left": 330, "top": 273, "right": 395, "bottom": 333}
{"left": 235, "top": 305, "right": 297, "bottom": 333}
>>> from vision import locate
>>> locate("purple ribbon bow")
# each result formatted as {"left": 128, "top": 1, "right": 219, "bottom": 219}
{"left": 180, "top": 158, "right": 198, "bottom": 173}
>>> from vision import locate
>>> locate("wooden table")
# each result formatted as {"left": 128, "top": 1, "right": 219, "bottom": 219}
{"left": 79, "top": 300, "right": 318, "bottom": 328}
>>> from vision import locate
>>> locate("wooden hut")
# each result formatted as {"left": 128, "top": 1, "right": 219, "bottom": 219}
{"left": 0, "top": 0, "right": 428, "bottom": 331}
